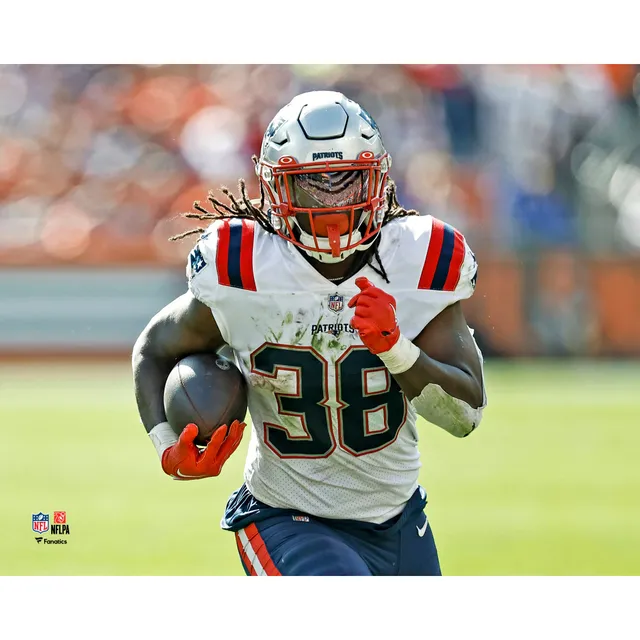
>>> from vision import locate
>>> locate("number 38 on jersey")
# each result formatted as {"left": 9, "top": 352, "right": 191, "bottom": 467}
{"left": 251, "top": 343, "right": 407, "bottom": 459}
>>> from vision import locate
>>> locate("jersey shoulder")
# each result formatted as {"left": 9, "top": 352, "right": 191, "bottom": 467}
{"left": 383, "top": 214, "right": 478, "bottom": 299}
{"left": 187, "top": 217, "right": 270, "bottom": 305}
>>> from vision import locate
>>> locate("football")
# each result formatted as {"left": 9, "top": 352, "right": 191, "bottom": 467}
{"left": 163, "top": 353, "right": 248, "bottom": 447}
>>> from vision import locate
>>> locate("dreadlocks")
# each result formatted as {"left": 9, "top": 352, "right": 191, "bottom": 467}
{"left": 170, "top": 160, "right": 418, "bottom": 283}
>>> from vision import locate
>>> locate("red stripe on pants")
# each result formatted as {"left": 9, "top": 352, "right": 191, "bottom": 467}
{"left": 245, "top": 523, "right": 282, "bottom": 576}
{"left": 235, "top": 531, "right": 258, "bottom": 576}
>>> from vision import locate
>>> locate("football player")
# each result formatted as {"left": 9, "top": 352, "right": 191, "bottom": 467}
{"left": 132, "top": 91, "right": 486, "bottom": 576}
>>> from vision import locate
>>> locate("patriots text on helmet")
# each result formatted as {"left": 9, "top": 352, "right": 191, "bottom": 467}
{"left": 311, "top": 151, "right": 344, "bottom": 162}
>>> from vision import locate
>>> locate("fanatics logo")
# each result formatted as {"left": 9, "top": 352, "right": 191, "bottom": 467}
{"left": 327, "top": 293, "right": 344, "bottom": 314}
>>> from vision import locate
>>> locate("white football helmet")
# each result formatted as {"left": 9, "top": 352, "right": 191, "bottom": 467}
{"left": 256, "top": 91, "right": 392, "bottom": 263}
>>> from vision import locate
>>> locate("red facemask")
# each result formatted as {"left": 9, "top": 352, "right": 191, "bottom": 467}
{"left": 258, "top": 151, "right": 390, "bottom": 260}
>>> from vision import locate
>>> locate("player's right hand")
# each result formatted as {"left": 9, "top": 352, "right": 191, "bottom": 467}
{"left": 348, "top": 277, "right": 400, "bottom": 354}
{"left": 161, "top": 421, "right": 246, "bottom": 481}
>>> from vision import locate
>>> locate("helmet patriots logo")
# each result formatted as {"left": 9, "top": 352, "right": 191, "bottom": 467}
{"left": 358, "top": 106, "right": 379, "bottom": 131}
{"left": 265, "top": 115, "right": 286, "bottom": 139}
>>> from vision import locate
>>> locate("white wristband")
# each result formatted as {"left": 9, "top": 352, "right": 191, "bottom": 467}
{"left": 148, "top": 422, "right": 178, "bottom": 460}
{"left": 377, "top": 334, "right": 421, "bottom": 375}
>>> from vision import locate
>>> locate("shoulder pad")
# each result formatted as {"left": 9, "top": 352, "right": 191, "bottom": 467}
{"left": 418, "top": 217, "right": 477, "bottom": 298}
{"left": 187, "top": 218, "right": 257, "bottom": 292}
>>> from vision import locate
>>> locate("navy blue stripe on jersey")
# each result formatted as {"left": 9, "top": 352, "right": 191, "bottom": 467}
{"left": 430, "top": 224, "right": 456, "bottom": 291}
{"left": 227, "top": 219, "right": 244, "bottom": 289}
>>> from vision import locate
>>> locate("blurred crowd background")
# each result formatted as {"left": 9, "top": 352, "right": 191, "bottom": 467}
{"left": 1, "top": 64, "right": 640, "bottom": 357}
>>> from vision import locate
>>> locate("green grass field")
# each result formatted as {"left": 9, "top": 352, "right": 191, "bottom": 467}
{"left": 2, "top": 360, "right": 639, "bottom": 575}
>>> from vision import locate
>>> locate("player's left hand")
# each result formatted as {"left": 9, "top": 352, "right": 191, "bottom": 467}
{"left": 348, "top": 277, "right": 400, "bottom": 354}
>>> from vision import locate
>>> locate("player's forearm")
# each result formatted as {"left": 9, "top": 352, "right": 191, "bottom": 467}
{"left": 132, "top": 330, "right": 177, "bottom": 433}
{"left": 392, "top": 350, "right": 484, "bottom": 438}
{"left": 132, "top": 294, "right": 227, "bottom": 434}
{"left": 375, "top": 337, "right": 485, "bottom": 438}
{"left": 392, "top": 350, "right": 484, "bottom": 408}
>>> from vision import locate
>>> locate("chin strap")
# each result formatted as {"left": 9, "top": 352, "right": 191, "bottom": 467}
{"left": 296, "top": 223, "right": 363, "bottom": 263}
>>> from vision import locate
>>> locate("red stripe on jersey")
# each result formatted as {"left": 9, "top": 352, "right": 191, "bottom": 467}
{"left": 239, "top": 220, "right": 257, "bottom": 291}
{"left": 442, "top": 227, "right": 466, "bottom": 291}
{"left": 245, "top": 523, "right": 282, "bottom": 576}
{"left": 418, "top": 218, "right": 445, "bottom": 289}
{"left": 235, "top": 532, "right": 258, "bottom": 576}
{"left": 216, "top": 220, "right": 231, "bottom": 287}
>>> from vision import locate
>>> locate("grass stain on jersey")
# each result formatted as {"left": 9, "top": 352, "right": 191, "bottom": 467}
{"left": 283, "top": 311, "right": 293, "bottom": 325}
{"left": 292, "top": 325, "right": 308, "bottom": 345}
{"left": 280, "top": 415, "right": 303, "bottom": 434}
{"left": 311, "top": 333, "right": 324, "bottom": 352}
{"left": 267, "top": 328, "right": 284, "bottom": 343}
{"left": 310, "top": 313, "right": 326, "bottom": 352}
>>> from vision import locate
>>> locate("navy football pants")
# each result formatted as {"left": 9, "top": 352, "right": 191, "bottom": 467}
{"left": 234, "top": 505, "right": 441, "bottom": 576}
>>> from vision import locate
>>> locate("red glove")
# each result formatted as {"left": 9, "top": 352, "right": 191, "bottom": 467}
{"left": 161, "top": 420, "right": 245, "bottom": 481}
{"left": 348, "top": 277, "right": 400, "bottom": 354}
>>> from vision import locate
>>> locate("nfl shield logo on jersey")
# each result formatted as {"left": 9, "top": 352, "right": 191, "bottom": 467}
{"left": 327, "top": 293, "right": 344, "bottom": 314}
{"left": 32, "top": 513, "right": 49, "bottom": 533}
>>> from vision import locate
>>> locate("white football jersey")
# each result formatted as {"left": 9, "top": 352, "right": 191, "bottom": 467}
{"left": 187, "top": 214, "right": 479, "bottom": 523}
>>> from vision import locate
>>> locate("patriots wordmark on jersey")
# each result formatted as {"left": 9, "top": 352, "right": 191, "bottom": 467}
{"left": 187, "top": 213, "right": 479, "bottom": 524}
